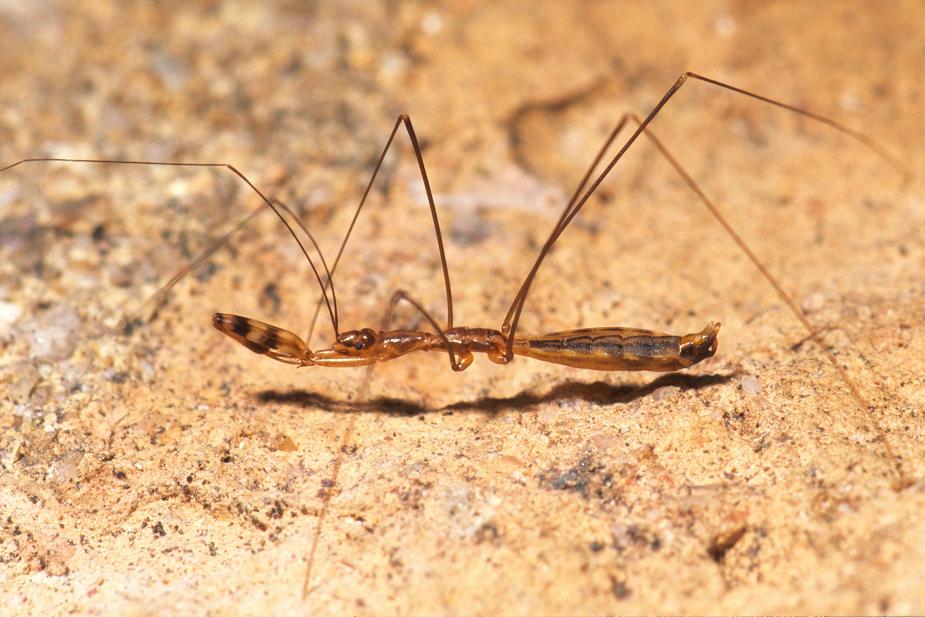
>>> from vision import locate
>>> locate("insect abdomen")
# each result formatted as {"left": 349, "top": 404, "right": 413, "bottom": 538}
{"left": 512, "top": 324, "right": 719, "bottom": 372}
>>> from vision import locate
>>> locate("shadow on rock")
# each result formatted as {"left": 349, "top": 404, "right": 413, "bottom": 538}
{"left": 256, "top": 372, "right": 735, "bottom": 416}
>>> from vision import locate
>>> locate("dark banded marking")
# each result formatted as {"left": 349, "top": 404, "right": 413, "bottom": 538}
{"left": 212, "top": 313, "right": 310, "bottom": 364}
{"left": 609, "top": 334, "right": 678, "bottom": 358}
{"left": 230, "top": 314, "right": 251, "bottom": 338}
{"left": 529, "top": 336, "right": 592, "bottom": 354}
{"left": 240, "top": 337, "right": 272, "bottom": 355}
{"left": 527, "top": 333, "right": 678, "bottom": 357}
{"left": 256, "top": 324, "right": 284, "bottom": 350}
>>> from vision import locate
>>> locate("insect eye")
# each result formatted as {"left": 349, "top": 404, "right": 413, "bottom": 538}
{"left": 354, "top": 340, "right": 364, "bottom": 350}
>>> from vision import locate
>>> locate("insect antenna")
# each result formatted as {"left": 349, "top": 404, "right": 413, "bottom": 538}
{"left": 0, "top": 158, "right": 340, "bottom": 336}
{"left": 271, "top": 198, "right": 339, "bottom": 333}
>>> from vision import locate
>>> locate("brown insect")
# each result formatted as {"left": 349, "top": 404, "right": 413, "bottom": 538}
{"left": 1, "top": 73, "right": 904, "bottom": 378}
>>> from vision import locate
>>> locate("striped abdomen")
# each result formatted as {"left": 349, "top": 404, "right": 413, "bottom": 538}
{"left": 512, "top": 323, "right": 719, "bottom": 372}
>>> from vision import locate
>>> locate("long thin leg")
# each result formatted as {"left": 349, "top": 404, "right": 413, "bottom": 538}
{"left": 501, "top": 113, "right": 635, "bottom": 332}
{"left": 300, "top": 114, "right": 459, "bottom": 601}
{"left": 502, "top": 71, "right": 908, "bottom": 354}
{"left": 502, "top": 105, "right": 906, "bottom": 483}
{"left": 0, "top": 158, "right": 339, "bottom": 335}
{"left": 625, "top": 115, "right": 904, "bottom": 482}
{"left": 303, "top": 114, "right": 453, "bottom": 346}
{"left": 382, "top": 289, "right": 472, "bottom": 371}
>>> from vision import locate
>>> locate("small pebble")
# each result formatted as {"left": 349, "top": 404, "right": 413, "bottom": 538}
{"left": 421, "top": 11, "right": 444, "bottom": 36}
{"left": 591, "top": 433, "right": 619, "bottom": 451}
{"left": 27, "top": 305, "right": 82, "bottom": 362}
{"left": 714, "top": 14, "right": 736, "bottom": 37}
{"left": 378, "top": 51, "right": 408, "bottom": 83}
{"left": 537, "top": 404, "right": 559, "bottom": 424}
{"left": 740, "top": 374, "right": 762, "bottom": 396}
{"left": 611, "top": 524, "right": 630, "bottom": 551}
{"left": 801, "top": 291, "right": 825, "bottom": 313}
{"left": 840, "top": 91, "right": 861, "bottom": 113}
{"left": 652, "top": 386, "right": 681, "bottom": 402}
{"left": 42, "top": 411, "right": 60, "bottom": 432}
{"left": 0, "top": 300, "right": 23, "bottom": 340}
{"left": 9, "top": 366, "right": 40, "bottom": 404}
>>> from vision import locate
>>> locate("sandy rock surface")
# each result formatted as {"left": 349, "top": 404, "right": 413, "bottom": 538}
{"left": 1, "top": 2, "right": 924, "bottom": 614}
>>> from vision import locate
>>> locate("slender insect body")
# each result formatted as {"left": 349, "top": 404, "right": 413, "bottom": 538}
{"left": 513, "top": 322, "right": 720, "bottom": 371}
{"left": 213, "top": 312, "right": 720, "bottom": 372}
